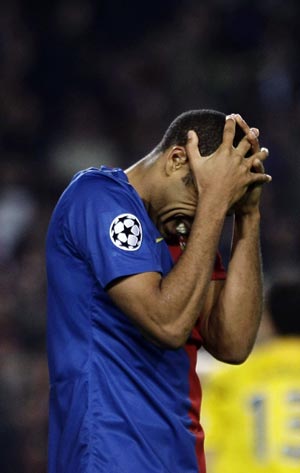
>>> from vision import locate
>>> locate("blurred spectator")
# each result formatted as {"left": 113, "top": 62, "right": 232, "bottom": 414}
{"left": 0, "top": 162, "right": 37, "bottom": 262}
{"left": 46, "top": 89, "right": 122, "bottom": 183}
{"left": 202, "top": 278, "right": 300, "bottom": 472}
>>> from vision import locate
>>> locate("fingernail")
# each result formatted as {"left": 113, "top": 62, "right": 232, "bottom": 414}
{"left": 226, "top": 114, "right": 235, "bottom": 121}
{"left": 237, "top": 114, "right": 246, "bottom": 123}
{"left": 235, "top": 113, "right": 245, "bottom": 123}
{"left": 188, "top": 130, "right": 193, "bottom": 139}
{"left": 266, "top": 174, "right": 272, "bottom": 181}
{"left": 261, "top": 147, "right": 269, "bottom": 155}
{"left": 250, "top": 127, "right": 259, "bottom": 137}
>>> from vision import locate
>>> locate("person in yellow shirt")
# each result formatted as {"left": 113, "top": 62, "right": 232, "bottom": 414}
{"left": 202, "top": 279, "right": 300, "bottom": 473}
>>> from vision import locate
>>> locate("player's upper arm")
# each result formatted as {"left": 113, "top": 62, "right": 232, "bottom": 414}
{"left": 107, "top": 270, "right": 181, "bottom": 348}
{"left": 108, "top": 274, "right": 226, "bottom": 350}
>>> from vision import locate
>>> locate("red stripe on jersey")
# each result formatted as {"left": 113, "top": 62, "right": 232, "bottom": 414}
{"left": 168, "top": 244, "right": 226, "bottom": 472}
{"left": 167, "top": 244, "right": 182, "bottom": 263}
{"left": 185, "top": 339, "right": 206, "bottom": 473}
{"left": 168, "top": 245, "right": 226, "bottom": 281}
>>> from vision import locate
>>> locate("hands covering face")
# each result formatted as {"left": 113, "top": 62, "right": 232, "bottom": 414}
{"left": 185, "top": 114, "right": 271, "bottom": 216}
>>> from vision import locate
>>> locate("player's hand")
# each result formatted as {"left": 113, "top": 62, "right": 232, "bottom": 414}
{"left": 186, "top": 116, "right": 271, "bottom": 212}
{"left": 234, "top": 114, "right": 260, "bottom": 153}
{"left": 232, "top": 154, "right": 269, "bottom": 215}
{"left": 232, "top": 114, "right": 271, "bottom": 215}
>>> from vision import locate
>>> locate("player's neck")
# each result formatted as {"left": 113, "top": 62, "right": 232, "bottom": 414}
{"left": 125, "top": 151, "right": 162, "bottom": 213}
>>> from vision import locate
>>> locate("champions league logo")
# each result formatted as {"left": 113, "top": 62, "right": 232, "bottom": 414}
{"left": 110, "top": 214, "right": 143, "bottom": 251}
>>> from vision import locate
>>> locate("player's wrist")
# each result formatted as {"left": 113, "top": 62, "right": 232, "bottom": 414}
{"left": 234, "top": 208, "right": 261, "bottom": 227}
{"left": 197, "top": 192, "right": 228, "bottom": 219}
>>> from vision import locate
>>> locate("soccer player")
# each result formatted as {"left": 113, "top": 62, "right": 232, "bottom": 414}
{"left": 202, "top": 280, "right": 300, "bottom": 473}
{"left": 46, "top": 110, "right": 271, "bottom": 472}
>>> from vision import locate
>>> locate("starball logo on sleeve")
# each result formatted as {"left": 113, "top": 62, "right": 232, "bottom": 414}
{"left": 110, "top": 214, "right": 143, "bottom": 251}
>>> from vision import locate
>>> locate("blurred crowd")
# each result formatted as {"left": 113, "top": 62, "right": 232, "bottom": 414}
{"left": 1, "top": 0, "right": 300, "bottom": 471}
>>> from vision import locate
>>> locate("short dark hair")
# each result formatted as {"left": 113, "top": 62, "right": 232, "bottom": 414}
{"left": 267, "top": 280, "right": 300, "bottom": 335}
{"left": 157, "top": 109, "right": 246, "bottom": 156}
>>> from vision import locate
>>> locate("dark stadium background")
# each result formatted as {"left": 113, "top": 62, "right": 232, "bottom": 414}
{"left": 1, "top": 0, "right": 300, "bottom": 471}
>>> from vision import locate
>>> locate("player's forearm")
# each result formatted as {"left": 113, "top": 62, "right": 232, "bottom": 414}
{"left": 154, "top": 198, "right": 227, "bottom": 348}
{"left": 202, "top": 211, "right": 263, "bottom": 363}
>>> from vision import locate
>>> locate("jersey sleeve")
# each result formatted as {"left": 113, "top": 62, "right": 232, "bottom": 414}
{"left": 64, "top": 174, "right": 163, "bottom": 288}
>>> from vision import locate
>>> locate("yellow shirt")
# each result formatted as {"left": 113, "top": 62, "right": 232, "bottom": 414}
{"left": 202, "top": 338, "right": 300, "bottom": 473}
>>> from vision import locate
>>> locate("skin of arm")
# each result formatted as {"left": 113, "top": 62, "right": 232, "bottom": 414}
{"left": 107, "top": 118, "right": 271, "bottom": 357}
{"left": 200, "top": 212, "right": 263, "bottom": 364}
{"left": 199, "top": 119, "right": 268, "bottom": 363}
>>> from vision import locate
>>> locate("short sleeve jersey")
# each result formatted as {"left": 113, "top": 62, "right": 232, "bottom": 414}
{"left": 46, "top": 166, "right": 225, "bottom": 473}
{"left": 202, "top": 338, "right": 300, "bottom": 473}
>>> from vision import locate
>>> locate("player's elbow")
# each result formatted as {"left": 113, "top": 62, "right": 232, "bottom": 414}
{"left": 228, "top": 336, "right": 256, "bottom": 364}
{"left": 226, "top": 344, "right": 255, "bottom": 364}
{"left": 205, "top": 337, "right": 254, "bottom": 365}
{"left": 141, "top": 319, "right": 190, "bottom": 349}
{"left": 153, "top": 324, "right": 190, "bottom": 350}
{"left": 217, "top": 350, "right": 250, "bottom": 365}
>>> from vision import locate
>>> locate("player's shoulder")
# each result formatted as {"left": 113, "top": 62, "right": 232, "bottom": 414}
{"left": 62, "top": 165, "right": 133, "bottom": 204}
{"left": 51, "top": 166, "right": 134, "bottom": 222}
{"left": 70, "top": 166, "right": 128, "bottom": 190}
{"left": 254, "top": 337, "right": 300, "bottom": 372}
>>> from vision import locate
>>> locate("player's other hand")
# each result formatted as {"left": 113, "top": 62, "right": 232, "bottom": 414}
{"left": 185, "top": 117, "right": 271, "bottom": 212}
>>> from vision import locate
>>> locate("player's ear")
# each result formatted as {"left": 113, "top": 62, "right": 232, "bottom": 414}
{"left": 165, "top": 146, "right": 188, "bottom": 176}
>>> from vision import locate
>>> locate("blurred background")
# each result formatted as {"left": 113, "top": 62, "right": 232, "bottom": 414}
{"left": 1, "top": 0, "right": 300, "bottom": 471}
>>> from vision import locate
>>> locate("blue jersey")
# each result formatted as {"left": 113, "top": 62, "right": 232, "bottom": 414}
{"left": 46, "top": 167, "right": 205, "bottom": 473}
